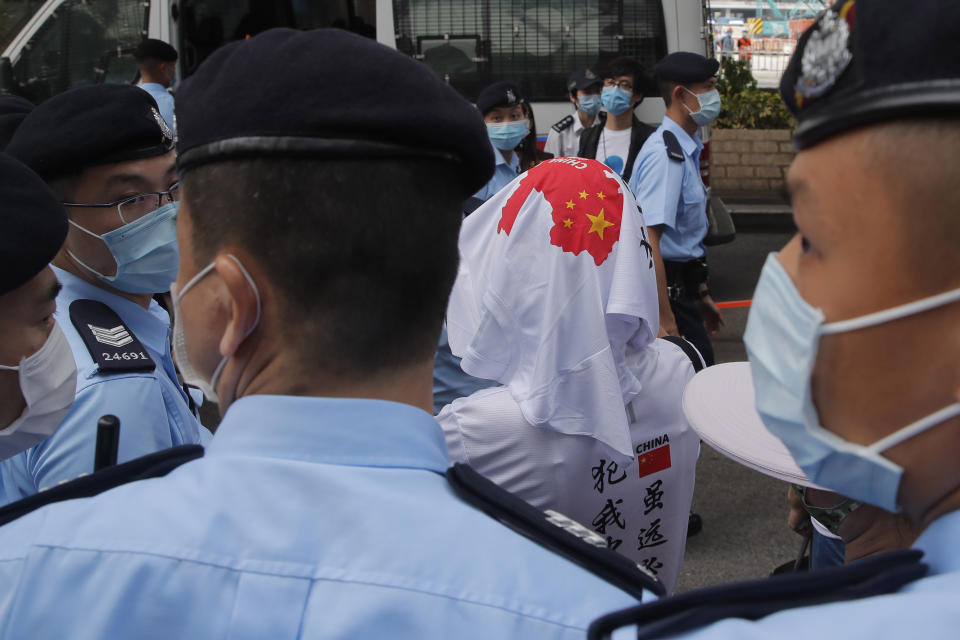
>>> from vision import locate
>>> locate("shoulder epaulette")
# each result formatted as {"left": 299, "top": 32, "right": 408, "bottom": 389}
{"left": 662, "top": 130, "right": 685, "bottom": 162}
{"left": 69, "top": 299, "right": 155, "bottom": 373}
{"left": 588, "top": 549, "right": 928, "bottom": 640}
{"left": 552, "top": 114, "right": 575, "bottom": 133}
{"left": 0, "top": 444, "right": 204, "bottom": 526}
{"left": 446, "top": 463, "right": 665, "bottom": 600}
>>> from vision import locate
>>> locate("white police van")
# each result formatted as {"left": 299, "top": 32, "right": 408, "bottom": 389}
{"left": 0, "top": 0, "right": 711, "bottom": 136}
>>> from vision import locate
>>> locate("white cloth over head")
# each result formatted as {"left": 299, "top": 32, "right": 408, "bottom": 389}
{"left": 447, "top": 157, "right": 659, "bottom": 456}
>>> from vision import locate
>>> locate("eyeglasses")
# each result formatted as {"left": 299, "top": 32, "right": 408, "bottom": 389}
{"left": 604, "top": 78, "right": 634, "bottom": 92}
{"left": 63, "top": 182, "right": 181, "bottom": 224}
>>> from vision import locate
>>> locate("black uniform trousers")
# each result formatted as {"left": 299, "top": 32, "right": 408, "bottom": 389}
{"left": 670, "top": 295, "right": 715, "bottom": 367}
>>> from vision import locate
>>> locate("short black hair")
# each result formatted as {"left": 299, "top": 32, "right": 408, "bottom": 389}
{"left": 604, "top": 56, "right": 653, "bottom": 96}
{"left": 182, "top": 157, "right": 464, "bottom": 378}
{"left": 659, "top": 79, "right": 679, "bottom": 107}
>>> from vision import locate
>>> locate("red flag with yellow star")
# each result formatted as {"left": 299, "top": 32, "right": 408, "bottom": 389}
{"left": 499, "top": 159, "right": 624, "bottom": 266}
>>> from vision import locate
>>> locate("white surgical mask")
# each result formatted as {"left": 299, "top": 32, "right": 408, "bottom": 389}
{"left": 170, "top": 254, "right": 260, "bottom": 405}
{"left": 0, "top": 322, "right": 77, "bottom": 458}
{"left": 744, "top": 253, "right": 960, "bottom": 512}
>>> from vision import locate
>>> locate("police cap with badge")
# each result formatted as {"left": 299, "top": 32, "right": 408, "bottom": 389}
{"left": 590, "top": 1, "right": 960, "bottom": 636}
{"left": 568, "top": 68, "right": 602, "bottom": 93}
{"left": 475, "top": 81, "right": 524, "bottom": 117}
{"left": 653, "top": 52, "right": 720, "bottom": 85}
{"left": 6, "top": 84, "right": 174, "bottom": 182}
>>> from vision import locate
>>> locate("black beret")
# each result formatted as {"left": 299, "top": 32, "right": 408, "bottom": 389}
{"left": 781, "top": 0, "right": 960, "bottom": 150}
{"left": 567, "top": 68, "right": 602, "bottom": 92}
{"left": 476, "top": 81, "right": 524, "bottom": 115}
{"left": 134, "top": 38, "right": 178, "bottom": 62}
{"left": 0, "top": 93, "right": 33, "bottom": 151}
{"left": 175, "top": 28, "right": 494, "bottom": 196}
{"left": 653, "top": 52, "right": 720, "bottom": 83}
{"left": 0, "top": 152, "right": 67, "bottom": 295}
{"left": 6, "top": 84, "right": 174, "bottom": 182}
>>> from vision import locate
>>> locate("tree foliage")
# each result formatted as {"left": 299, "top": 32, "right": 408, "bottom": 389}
{"left": 715, "top": 58, "right": 795, "bottom": 130}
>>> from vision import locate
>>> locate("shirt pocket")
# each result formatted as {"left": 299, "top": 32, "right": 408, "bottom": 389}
{"left": 681, "top": 170, "right": 706, "bottom": 206}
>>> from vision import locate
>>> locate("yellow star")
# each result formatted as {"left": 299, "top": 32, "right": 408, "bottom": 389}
{"left": 563, "top": 218, "right": 573, "bottom": 228}
{"left": 586, "top": 208, "right": 615, "bottom": 240}
{"left": 565, "top": 200, "right": 575, "bottom": 209}
{"left": 579, "top": 190, "right": 589, "bottom": 199}
{"left": 596, "top": 191, "right": 606, "bottom": 200}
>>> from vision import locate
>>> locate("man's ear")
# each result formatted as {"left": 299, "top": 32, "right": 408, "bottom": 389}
{"left": 215, "top": 253, "right": 260, "bottom": 358}
{"left": 570, "top": 93, "right": 579, "bottom": 106}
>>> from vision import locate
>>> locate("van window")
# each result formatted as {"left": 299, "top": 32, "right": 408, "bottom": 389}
{"left": 177, "top": 0, "right": 376, "bottom": 77}
{"left": 10, "top": 0, "right": 148, "bottom": 104}
{"left": 393, "top": 0, "right": 667, "bottom": 102}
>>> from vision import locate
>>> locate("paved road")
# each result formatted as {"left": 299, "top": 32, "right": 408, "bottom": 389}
{"left": 675, "top": 229, "right": 802, "bottom": 592}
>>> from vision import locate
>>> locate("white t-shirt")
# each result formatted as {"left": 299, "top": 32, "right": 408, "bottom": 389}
{"left": 437, "top": 339, "right": 701, "bottom": 594}
{"left": 597, "top": 127, "right": 632, "bottom": 176}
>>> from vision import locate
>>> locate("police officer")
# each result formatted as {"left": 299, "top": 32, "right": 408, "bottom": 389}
{"left": 592, "top": 1, "right": 960, "bottom": 636}
{"left": 544, "top": 68, "right": 603, "bottom": 159}
{"left": 0, "top": 29, "right": 647, "bottom": 637}
{"left": 628, "top": 52, "right": 724, "bottom": 366}
{"left": 0, "top": 85, "right": 209, "bottom": 504}
{"left": 0, "top": 153, "right": 76, "bottom": 458}
{"left": 473, "top": 81, "right": 528, "bottom": 201}
{"left": 134, "top": 38, "right": 178, "bottom": 131}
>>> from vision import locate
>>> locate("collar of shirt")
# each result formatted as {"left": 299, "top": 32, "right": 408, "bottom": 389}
{"left": 911, "top": 508, "right": 960, "bottom": 576}
{"left": 207, "top": 394, "right": 450, "bottom": 473}
{"left": 662, "top": 114, "right": 704, "bottom": 156}
{"left": 491, "top": 141, "right": 521, "bottom": 171}
{"left": 51, "top": 265, "right": 171, "bottom": 354}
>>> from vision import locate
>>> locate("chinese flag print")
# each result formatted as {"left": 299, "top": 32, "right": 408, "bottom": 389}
{"left": 498, "top": 159, "right": 624, "bottom": 266}
{"left": 637, "top": 444, "right": 672, "bottom": 478}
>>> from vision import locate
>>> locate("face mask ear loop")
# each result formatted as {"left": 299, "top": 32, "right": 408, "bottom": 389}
{"left": 868, "top": 403, "right": 960, "bottom": 454}
{"left": 206, "top": 254, "right": 262, "bottom": 402}
{"left": 821, "top": 287, "right": 960, "bottom": 335}
{"left": 0, "top": 364, "right": 19, "bottom": 371}
{"left": 681, "top": 86, "right": 702, "bottom": 117}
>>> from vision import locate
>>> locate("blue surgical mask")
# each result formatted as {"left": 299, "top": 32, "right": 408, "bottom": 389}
{"left": 67, "top": 201, "right": 180, "bottom": 294}
{"left": 744, "top": 253, "right": 960, "bottom": 512}
{"left": 601, "top": 86, "right": 633, "bottom": 116}
{"left": 578, "top": 95, "right": 602, "bottom": 116}
{"left": 683, "top": 87, "right": 722, "bottom": 126}
{"left": 486, "top": 120, "right": 529, "bottom": 151}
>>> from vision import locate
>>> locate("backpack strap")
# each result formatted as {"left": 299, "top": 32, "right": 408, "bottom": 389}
{"left": 660, "top": 335, "right": 705, "bottom": 372}
{"left": 446, "top": 462, "right": 665, "bottom": 600}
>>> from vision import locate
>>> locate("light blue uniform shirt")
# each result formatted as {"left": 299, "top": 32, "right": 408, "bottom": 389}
{"left": 0, "top": 395, "right": 643, "bottom": 638}
{"left": 0, "top": 267, "right": 210, "bottom": 504}
{"left": 628, "top": 116, "right": 707, "bottom": 261}
{"left": 138, "top": 82, "right": 175, "bottom": 131}
{"left": 473, "top": 141, "right": 521, "bottom": 201}
{"left": 669, "top": 509, "right": 960, "bottom": 639}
